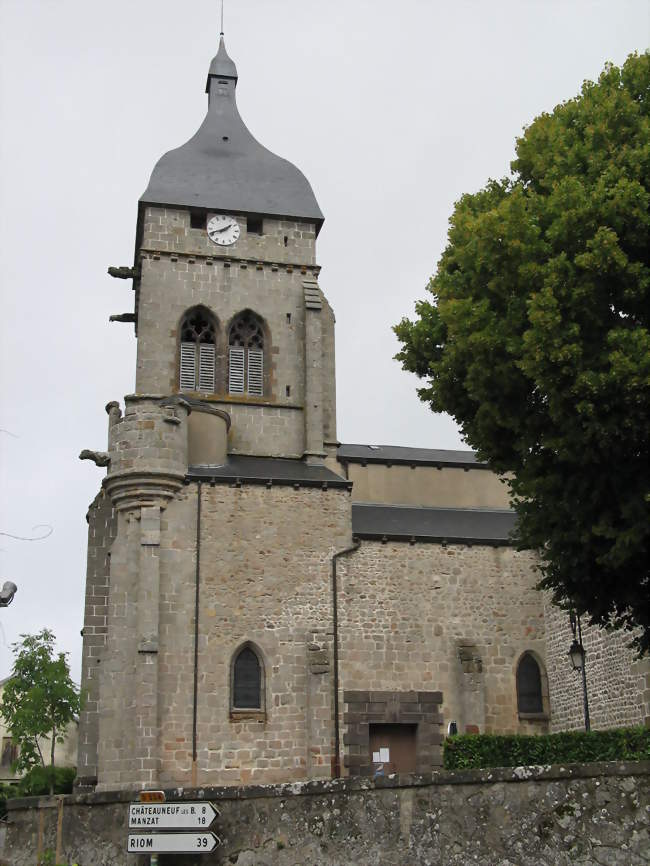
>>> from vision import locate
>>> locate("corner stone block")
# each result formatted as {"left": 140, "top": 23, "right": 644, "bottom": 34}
{"left": 140, "top": 505, "right": 161, "bottom": 546}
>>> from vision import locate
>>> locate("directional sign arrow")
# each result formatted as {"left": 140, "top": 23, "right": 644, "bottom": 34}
{"left": 128, "top": 801, "right": 219, "bottom": 829}
{"left": 127, "top": 832, "right": 220, "bottom": 854}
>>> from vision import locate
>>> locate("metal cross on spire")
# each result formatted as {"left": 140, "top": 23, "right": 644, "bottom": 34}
{"left": 220, "top": 0, "right": 224, "bottom": 36}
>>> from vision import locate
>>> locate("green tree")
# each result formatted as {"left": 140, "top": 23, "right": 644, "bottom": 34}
{"left": 394, "top": 53, "right": 650, "bottom": 653}
{"left": 0, "top": 630, "right": 80, "bottom": 792}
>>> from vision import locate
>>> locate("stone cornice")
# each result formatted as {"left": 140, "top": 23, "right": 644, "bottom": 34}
{"left": 139, "top": 247, "right": 321, "bottom": 277}
{"left": 103, "top": 470, "right": 186, "bottom": 511}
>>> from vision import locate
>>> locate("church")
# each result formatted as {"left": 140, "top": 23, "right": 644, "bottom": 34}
{"left": 76, "top": 34, "right": 650, "bottom": 792}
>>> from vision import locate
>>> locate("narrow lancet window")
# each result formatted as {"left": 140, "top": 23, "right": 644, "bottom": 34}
{"left": 228, "top": 311, "right": 265, "bottom": 396}
{"left": 232, "top": 646, "right": 262, "bottom": 709}
{"left": 179, "top": 308, "right": 217, "bottom": 393}
{"left": 516, "top": 652, "right": 544, "bottom": 714}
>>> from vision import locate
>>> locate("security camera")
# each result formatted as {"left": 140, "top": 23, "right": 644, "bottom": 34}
{"left": 0, "top": 581, "right": 17, "bottom": 607}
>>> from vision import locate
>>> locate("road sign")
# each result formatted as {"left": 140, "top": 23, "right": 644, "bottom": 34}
{"left": 127, "top": 832, "right": 220, "bottom": 853}
{"left": 139, "top": 790, "right": 166, "bottom": 803}
{"left": 129, "top": 801, "right": 218, "bottom": 829}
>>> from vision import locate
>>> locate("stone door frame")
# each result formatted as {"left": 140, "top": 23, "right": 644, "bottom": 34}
{"left": 343, "top": 690, "right": 444, "bottom": 776}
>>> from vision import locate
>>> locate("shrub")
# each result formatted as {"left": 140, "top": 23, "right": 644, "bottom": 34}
{"left": 0, "top": 782, "right": 20, "bottom": 820}
{"left": 17, "top": 765, "right": 76, "bottom": 797}
{"left": 0, "top": 767, "right": 76, "bottom": 819}
{"left": 443, "top": 727, "right": 650, "bottom": 770}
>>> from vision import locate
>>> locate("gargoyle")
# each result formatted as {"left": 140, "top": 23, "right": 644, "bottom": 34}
{"left": 108, "top": 266, "right": 136, "bottom": 279}
{"left": 79, "top": 449, "right": 111, "bottom": 467}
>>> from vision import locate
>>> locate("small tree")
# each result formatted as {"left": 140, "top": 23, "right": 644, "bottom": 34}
{"left": 0, "top": 630, "right": 80, "bottom": 793}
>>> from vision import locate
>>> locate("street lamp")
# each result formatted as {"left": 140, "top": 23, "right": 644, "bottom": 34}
{"left": 568, "top": 639, "right": 584, "bottom": 671}
{"left": 0, "top": 581, "right": 17, "bottom": 607}
{"left": 568, "top": 610, "right": 590, "bottom": 731}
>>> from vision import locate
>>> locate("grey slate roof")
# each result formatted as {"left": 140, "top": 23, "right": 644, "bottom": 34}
{"left": 188, "top": 456, "right": 349, "bottom": 488}
{"left": 140, "top": 37, "right": 324, "bottom": 228}
{"left": 351, "top": 503, "right": 516, "bottom": 544}
{"left": 338, "top": 443, "right": 486, "bottom": 469}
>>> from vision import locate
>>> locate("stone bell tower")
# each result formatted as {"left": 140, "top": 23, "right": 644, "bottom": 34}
{"left": 133, "top": 35, "right": 336, "bottom": 461}
{"left": 76, "top": 34, "right": 351, "bottom": 792}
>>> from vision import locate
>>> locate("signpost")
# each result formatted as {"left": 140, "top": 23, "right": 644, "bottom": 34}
{"left": 129, "top": 801, "right": 219, "bottom": 829}
{"left": 127, "top": 796, "right": 221, "bottom": 855}
{"left": 127, "top": 832, "right": 220, "bottom": 854}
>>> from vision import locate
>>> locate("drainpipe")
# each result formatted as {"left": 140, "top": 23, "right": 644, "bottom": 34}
{"left": 331, "top": 538, "right": 360, "bottom": 778}
{"left": 191, "top": 481, "right": 202, "bottom": 786}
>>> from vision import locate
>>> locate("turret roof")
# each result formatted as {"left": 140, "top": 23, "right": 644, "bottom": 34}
{"left": 140, "top": 37, "right": 323, "bottom": 229}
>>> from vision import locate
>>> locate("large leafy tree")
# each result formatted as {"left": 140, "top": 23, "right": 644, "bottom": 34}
{"left": 395, "top": 53, "right": 650, "bottom": 653}
{"left": 0, "top": 630, "right": 80, "bottom": 792}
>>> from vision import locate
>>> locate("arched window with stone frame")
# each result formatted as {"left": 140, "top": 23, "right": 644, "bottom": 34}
{"left": 228, "top": 310, "right": 266, "bottom": 397}
{"left": 230, "top": 643, "right": 265, "bottom": 714}
{"left": 178, "top": 306, "right": 218, "bottom": 393}
{"left": 516, "top": 651, "right": 548, "bottom": 716}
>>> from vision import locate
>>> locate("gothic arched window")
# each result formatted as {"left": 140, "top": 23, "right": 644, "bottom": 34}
{"left": 516, "top": 652, "right": 544, "bottom": 714}
{"left": 179, "top": 307, "right": 217, "bottom": 393}
{"left": 232, "top": 645, "right": 263, "bottom": 710}
{"left": 228, "top": 311, "right": 265, "bottom": 396}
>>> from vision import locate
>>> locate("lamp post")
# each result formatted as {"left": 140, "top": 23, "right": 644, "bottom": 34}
{"left": 568, "top": 610, "right": 590, "bottom": 731}
{"left": 0, "top": 581, "right": 17, "bottom": 608}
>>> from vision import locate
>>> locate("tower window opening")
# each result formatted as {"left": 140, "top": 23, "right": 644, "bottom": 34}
{"left": 286, "top": 385, "right": 291, "bottom": 397}
{"left": 179, "top": 308, "right": 217, "bottom": 393}
{"left": 283, "top": 235, "right": 288, "bottom": 247}
{"left": 228, "top": 311, "right": 265, "bottom": 397}
{"left": 286, "top": 313, "right": 291, "bottom": 324}
{"left": 247, "top": 216, "right": 263, "bottom": 235}
{"left": 190, "top": 210, "right": 205, "bottom": 230}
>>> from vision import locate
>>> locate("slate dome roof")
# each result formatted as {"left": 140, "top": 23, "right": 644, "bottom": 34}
{"left": 140, "top": 37, "right": 324, "bottom": 229}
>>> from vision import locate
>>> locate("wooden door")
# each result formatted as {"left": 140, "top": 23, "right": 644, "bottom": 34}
{"left": 369, "top": 724, "right": 417, "bottom": 774}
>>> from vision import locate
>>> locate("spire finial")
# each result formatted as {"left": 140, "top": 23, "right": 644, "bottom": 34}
{"left": 206, "top": 14, "right": 238, "bottom": 91}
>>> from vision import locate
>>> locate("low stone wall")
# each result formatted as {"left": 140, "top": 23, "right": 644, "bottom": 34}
{"left": 5, "top": 762, "right": 649, "bottom": 866}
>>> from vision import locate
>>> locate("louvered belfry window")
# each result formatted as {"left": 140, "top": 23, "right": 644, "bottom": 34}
{"left": 179, "top": 308, "right": 216, "bottom": 392}
{"left": 516, "top": 653, "right": 544, "bottom": 713}
{"left": 233, "top": 647, "right": 262, "bottom": 709}
{"left": 228, "top": 311, "right": 264, "bottom": 396}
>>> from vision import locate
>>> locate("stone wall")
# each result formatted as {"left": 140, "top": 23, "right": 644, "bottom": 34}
{"left": 140, "top": 207, "right": 317, "bottom": 268}
{"left": 544, "top": 601, "right": 650, "bottom": 732}
{"left": 76, "top": 489, "right": 116, "bottom": 786}
{"left": 179, "top": 483, "right": 352, "bottom": 787}
{"left": 134, "top": 207, "right": 337, "bottom": 457}
{"left": 213, "top": 402, "right": 305, "bottom": 458}
{"left": 340, "top": 462, "right": 511, "bottom": 509}
{"left": 136, "top": 246, "right": 308, "bottom": 407}
{"left": 6, "top": 762, "right": 649, "bottom": 866}
{"left": 93, "top": 480, "right": 353, "bottom": 790}
{"left": 338, "top": 542, "right": 548, "bottom": 738}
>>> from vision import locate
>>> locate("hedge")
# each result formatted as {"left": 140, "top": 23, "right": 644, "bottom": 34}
{"left": 443, "top": 727, "right": 650, "bottom": 770}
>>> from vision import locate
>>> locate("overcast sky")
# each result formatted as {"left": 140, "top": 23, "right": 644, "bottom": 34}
{"left": 0, "top": 0, "right": 648, "bottom": 682}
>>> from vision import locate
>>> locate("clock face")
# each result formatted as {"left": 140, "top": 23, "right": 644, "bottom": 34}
{"left": 207, "top": 214, "right": 240, "bottom": 246}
